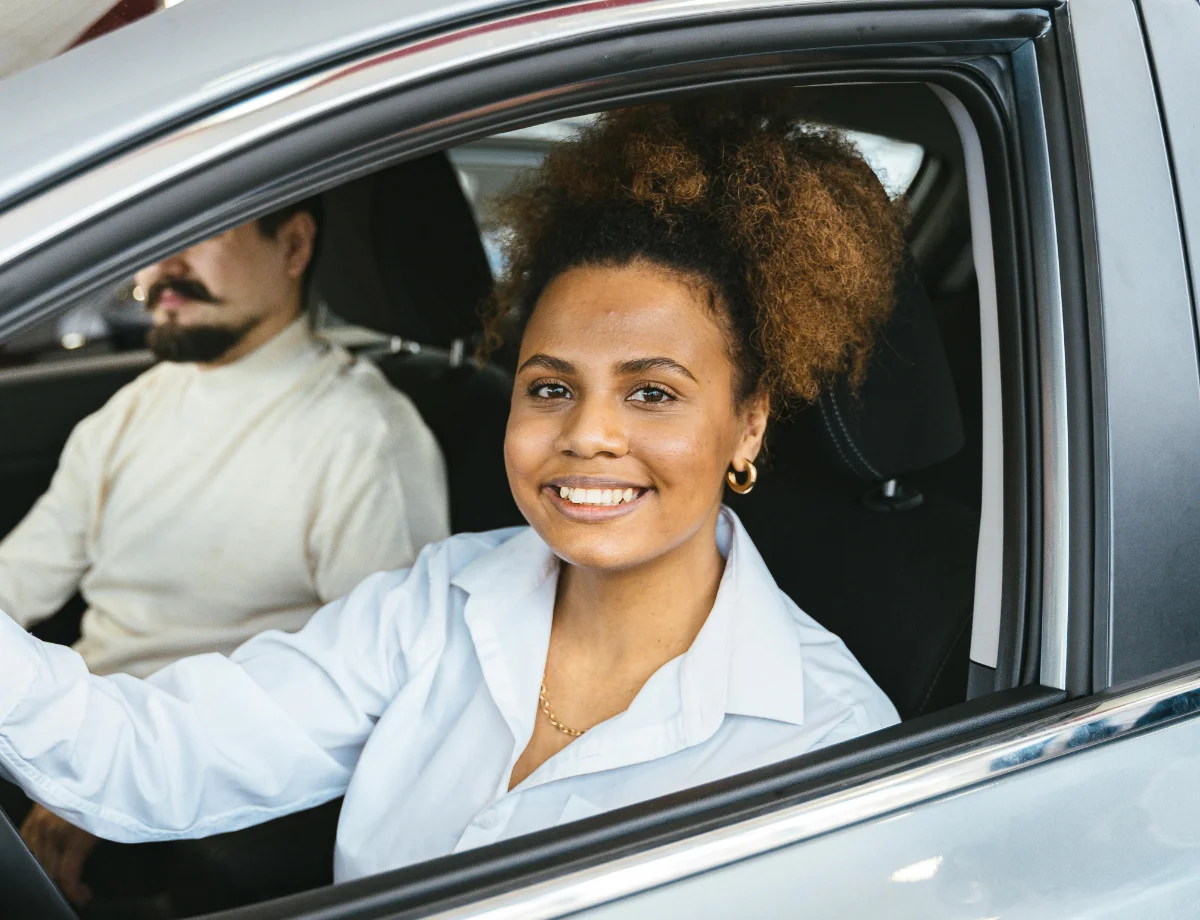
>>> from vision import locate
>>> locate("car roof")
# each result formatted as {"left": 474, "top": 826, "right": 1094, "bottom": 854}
{"left": 0, "top": 0, "right": 1051, "bottom": 214}
{"left": 0, "top": 0, "right": 539, "bottom": 210}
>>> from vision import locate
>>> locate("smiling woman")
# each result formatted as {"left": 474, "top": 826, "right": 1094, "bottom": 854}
{"left": 493, "top": 100, "right": 906, "bottom": 786}
{"left": 0, "top": 98, "right": 902, "bottom": 887}
{"left": 504, "top": 261, "right": 777, "bottom": 786}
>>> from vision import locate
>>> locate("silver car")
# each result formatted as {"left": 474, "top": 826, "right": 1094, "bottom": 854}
{"left": 2, "top": 0, "right": 1199, "bottom": 917}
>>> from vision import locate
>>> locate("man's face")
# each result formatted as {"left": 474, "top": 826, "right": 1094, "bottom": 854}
{"left": 133, "top": 214, "right": 315, "bottom": 364}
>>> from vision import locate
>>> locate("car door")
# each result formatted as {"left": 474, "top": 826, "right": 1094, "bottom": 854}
{"left": 3, "top": 1, "right": 1200, "bottom": 918}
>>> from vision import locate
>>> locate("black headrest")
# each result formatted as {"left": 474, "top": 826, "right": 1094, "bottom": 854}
{"left": 313, "top": 153, "right": 494, "bottom": 347}
{"left": 792, "top": 261, "right": 964, "bottom": 482}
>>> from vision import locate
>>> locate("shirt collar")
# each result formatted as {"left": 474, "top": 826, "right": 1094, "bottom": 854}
{"left": 452, "top": 526, "right": 558, "bottom": 602}
{"left": 450, "top": 507, "right": 807, "bottom": 784}
{"left": 453, "top": 528, "right": 559, "bottom": 769}
{"left": 706, "top": 507, "right": 807, "bottom": 729}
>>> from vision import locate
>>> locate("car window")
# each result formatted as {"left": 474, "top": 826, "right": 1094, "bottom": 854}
{"left": 0, "top": 281, "right": 147, "bottom": 369}
{"left": 0, "top": 9, "right": 1054, "bottom": 911}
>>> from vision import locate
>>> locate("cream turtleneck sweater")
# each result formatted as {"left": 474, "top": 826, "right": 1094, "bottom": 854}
{"left": 0, "top": 319, "right": 449, "bottom": 677}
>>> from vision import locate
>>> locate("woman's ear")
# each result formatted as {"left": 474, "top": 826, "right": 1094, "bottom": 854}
{"left": 738, "top": 391, "right": 770, "bottom": 462}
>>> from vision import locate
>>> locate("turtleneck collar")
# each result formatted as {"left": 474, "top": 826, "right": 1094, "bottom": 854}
{"left": 175, "top": 316, "right": 327, "bottom": 399}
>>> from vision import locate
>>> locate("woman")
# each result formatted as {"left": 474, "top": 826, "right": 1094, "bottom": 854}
{"left": 0, "top": 101, "right": 904, "bottom": 884}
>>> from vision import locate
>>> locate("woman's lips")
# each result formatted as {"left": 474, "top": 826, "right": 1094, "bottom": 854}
{"left": 542, "top": 484, "right": 650, "bottom": 521}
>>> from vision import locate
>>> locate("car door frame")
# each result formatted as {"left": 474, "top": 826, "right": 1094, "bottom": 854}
{"left": 1063, "top": 0, "right": 1200, "bottom": 689}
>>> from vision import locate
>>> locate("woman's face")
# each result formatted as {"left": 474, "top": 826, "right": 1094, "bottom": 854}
{"left": 506, "top": 261, "right": 768, "bottom": 571}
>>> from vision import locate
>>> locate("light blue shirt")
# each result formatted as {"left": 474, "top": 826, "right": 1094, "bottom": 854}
{"left": 0, "top": 508, "right": 898, "bottom": 881}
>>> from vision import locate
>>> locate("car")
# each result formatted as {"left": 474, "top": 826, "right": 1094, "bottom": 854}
{"left": 1, "top": 0, "right": 1199, "bottom": 917}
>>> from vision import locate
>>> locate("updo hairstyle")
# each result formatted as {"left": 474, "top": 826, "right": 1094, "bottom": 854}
{"left": 480, "top": 97, "right": 908, "bottom": 410}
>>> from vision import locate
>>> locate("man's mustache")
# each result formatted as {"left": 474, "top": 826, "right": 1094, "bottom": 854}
{"left": 146, "top": 278, "right": 223, "bottom": 309}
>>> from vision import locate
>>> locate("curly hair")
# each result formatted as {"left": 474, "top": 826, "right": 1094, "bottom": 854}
{"left": 480, "top": 98, "right": 907, "bottom": 409}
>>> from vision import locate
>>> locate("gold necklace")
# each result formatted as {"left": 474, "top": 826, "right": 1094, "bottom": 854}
{"left": 539, "top": 680, "right": 587, "bottom": 737}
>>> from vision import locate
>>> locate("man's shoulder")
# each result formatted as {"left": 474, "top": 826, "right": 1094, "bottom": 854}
{"left": 305, "top": 347, "right": 431, "bottom": 441}
{"left": 70, "top": 359, "right": 176, "bottom": 435}
{"left": 311, "top": 346, "right": 420, "bottom": 415}
{"left": 102, "top": 358, "right": 174, "bottom": 399}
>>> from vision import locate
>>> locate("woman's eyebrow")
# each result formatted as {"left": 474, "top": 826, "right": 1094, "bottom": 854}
{"left": 616, "top": 356, "right": 698, "bottom": 382}
{"left": 518, "top": 354, "right": 576, "bottom": 375}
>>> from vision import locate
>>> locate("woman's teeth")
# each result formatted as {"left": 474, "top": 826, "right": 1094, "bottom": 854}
{"left": 558, "top": 486, "right": 638, "bottom": 506}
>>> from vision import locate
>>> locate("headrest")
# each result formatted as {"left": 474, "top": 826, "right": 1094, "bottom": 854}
{"left": 313, "top": 153, "right": 494, "bottom": 347}
{"left": 780, "top": 261, "right": 964, "bottom": 483}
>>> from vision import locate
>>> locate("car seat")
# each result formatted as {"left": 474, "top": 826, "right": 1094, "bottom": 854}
{"left": 314, "top": 151, "right": 522, "bottom": 534}
{"left": 734, "top": 261, "right": 977, "bottom": 719}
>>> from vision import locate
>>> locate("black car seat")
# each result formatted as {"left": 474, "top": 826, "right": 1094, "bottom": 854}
{"left": 314, "top": 152, "right": 523, "bottom": 534}
{"left": 734, "top": 261, "right": 977, "bottom": 719}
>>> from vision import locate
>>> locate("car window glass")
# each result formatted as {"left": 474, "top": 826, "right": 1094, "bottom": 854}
{"left": 0, "top": 281, "right": 147, "bottom": 370}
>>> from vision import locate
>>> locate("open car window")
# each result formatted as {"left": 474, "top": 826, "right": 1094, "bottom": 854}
{"left": 0, "top": 83, "right": 998, "bottom": 915}
{"left": 0, "top": 0, "right": 1129, "bottom": 916}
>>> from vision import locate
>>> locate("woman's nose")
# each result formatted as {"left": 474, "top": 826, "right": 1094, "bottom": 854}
{"left": 556, "top": 396, "right": 628, "bottom": 458}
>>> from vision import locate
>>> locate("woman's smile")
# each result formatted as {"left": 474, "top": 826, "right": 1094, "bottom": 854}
{"left": 542, "top": 477, "right": 653, "bottom": 522}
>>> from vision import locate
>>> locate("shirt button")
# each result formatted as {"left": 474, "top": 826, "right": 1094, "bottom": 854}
{"left": 476, "top": 812, "right": 499, "bottom": 830}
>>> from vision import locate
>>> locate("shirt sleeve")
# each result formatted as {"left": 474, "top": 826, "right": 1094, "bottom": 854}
{"left": 0, "top": 413, "right": 105, "bottom": 629}
{"left": 0, "top": 566, "right": 416, "bottom": 842}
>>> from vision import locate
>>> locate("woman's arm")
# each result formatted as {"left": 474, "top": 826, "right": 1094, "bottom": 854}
{"left": 0, "top": 568, "right": 413, "bottom": 842}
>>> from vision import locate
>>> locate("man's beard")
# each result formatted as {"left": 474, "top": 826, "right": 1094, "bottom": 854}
{"left": 147, "top": 319, "right": 256, "bottom": 363}
{"left": 144, "top": 276, "right": 256, "bottom": 363}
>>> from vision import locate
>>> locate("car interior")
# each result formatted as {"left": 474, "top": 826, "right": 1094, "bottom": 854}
{"left": 0, "top": 82, "right": 987, "bottom": 915}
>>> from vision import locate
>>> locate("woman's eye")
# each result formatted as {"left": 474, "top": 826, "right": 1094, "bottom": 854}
{"left": 628, "top": 386, "right": 674, "bottom": 404}
{"left": 531, "top": 382, "right": 571, "bottom": 400}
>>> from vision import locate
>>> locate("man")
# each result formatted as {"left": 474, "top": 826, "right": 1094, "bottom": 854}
{"left": 0, "top": 199, "right": 450, "bottom": 906}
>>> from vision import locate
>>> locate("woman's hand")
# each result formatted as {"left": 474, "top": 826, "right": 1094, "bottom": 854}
{"left": 20, "top": 803, "right": 98, "bottom": 906}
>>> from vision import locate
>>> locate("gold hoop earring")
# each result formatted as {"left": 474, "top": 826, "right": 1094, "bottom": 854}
{"left": 726, "top": 460, "right": 757, "bottom": 495}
